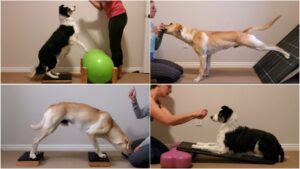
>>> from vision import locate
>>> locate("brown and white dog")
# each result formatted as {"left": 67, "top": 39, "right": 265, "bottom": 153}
{"left": 162, "top": 15, "right": 289, "bottom": 82}
{"left": 29, "top": 102, "right": 132, "bottom": 159}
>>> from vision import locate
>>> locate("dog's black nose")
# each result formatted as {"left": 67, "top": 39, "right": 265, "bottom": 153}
{"left": 210, "top": 115, "right": 213, "bottom": 119}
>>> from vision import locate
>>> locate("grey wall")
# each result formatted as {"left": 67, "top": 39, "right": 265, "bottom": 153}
{"left": 2, "top": 85, "right": 149, "bottom": 146}
{"left": 153, "top": 1, "right": 299, "bottom": 67}
{"left": 152, "top": 85, "right": 299, "bottom": 146}
{"left": 2, "top": 1, "right": 147, "bottom": 72}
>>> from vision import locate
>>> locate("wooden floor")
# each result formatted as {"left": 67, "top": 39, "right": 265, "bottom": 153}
{"left": 176, "top": 68, "right": 262, "bottom": 84}
{"left": 152, "top": 151, "right": 299, "bottom": 168}
{"left": 1, "top": 151, "right": 133, "bottom": 168}
{"left": 1, "top": 72, "right": 150, "bottom": 84}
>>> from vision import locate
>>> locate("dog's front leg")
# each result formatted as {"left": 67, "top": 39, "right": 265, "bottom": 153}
{"left": 202, "top": 144, "right": 228, "bottom": 154}
{"left": 70, "top": 37, "right": 88, "bottom": 52}
{"left": 204, "top": 55, "right": 211, "bottom": 77}
{"left": 89, "top": 134, "right": 107, "bottom": 158}
{"left": 193, "top": 54, "right": 207, "bottom": 83}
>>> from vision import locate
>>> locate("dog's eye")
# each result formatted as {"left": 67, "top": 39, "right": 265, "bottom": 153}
{"left": 170, "top": 23, "right": 173, "bottom": 25}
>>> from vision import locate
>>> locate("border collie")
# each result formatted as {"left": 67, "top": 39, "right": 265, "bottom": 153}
{"left": 192, "top": 106, "right": 284, "bottom": 163}
{"left": 33, "top": 5, "right": 87, "bottom": 79}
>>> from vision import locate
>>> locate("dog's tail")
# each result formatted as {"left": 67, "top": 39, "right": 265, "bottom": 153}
{"left": 243, "top": 15, "right": 281, "bottom": 34}
{"left": 29, "top": 63, "right": 46, "bottom": 80}
{"left": 35, "top": 63, "right": 46, "bottom": 75}
{"left": 278, "top": 146, "right": 285, "bottom": 162}
{"left": 30, "top": 117, "right": 45, "bottom": 130}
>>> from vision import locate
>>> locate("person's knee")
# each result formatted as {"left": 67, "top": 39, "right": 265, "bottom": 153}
{"left": 128, "top": 154, "right": 149, "bottom": 168}
{"left": 156, "top": 70, "right": 181, "bottom": 83}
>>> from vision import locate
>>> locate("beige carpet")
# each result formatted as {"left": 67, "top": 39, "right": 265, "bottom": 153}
{"left": 1, "top": 151, "right": 133, "bottom": 168}
{"left": 152, "top": 151, "right": 299, "bottom": 168}
{"left": 1, "top": 72, "right": 150, "bottom": 84}
{"left": 176, "top": 68, "right": 262, "bottom": 84}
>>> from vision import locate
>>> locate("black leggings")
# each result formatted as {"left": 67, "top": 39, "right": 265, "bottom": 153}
{"left": 108, "top": 13, "right": 127, "bottom": 67}
{"left": 150, "top": 136, "right": 169, "bottom": 164}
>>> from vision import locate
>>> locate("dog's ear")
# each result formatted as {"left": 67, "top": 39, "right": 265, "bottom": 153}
{"left": 222, "top": 105, "right": 233, "bottom": 113}
{"left": 123, "top": 137, "right": 130, "bottom": 150}
{"left": 175, "top": 24, "right": 183, "bottom": 32}
{"left": 59, "top": 4, "right": 64, "bottom": 12}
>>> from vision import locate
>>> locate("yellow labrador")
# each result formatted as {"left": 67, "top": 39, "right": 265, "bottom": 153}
{"left": 30, "top": 102, "right": 132, "bottom": 159}
{"left": 162, "top": 15, "right": 289, "bottom": 82}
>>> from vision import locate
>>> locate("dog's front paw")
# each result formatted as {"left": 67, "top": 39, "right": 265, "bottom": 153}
{"left": 97, "top": 153, "right": 107, "bottom": 158}
{"left": 193, "top": 78, "right": 202, "bottom": 83}
{"left": 29, "top": 152, "right": 37, "bottom": 159}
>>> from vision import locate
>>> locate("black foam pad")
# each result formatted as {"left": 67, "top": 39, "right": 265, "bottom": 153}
{"left": 42, "top": 72, "right": 72, "bottom": 83}
{"left": 254, "top": 25, "right": 299, "bottom": 83}
{"left": 88, "top": 152, "right": 110, "bottom": 162}
{"left": 18, "top": 152, "right": 44, "bottom": 161}
{"left": 177, "top": 142, "right": 275, "bottom": 164}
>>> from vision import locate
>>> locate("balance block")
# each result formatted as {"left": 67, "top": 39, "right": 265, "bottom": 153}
{"left": 88, "top": 152, "right": 111, "bottom": 167}
{"left": 42, "top": 72, "right": 72, "bottom": 83}
{"left": 17, "top": 152, "right": 44, "bottom": 167}
{"left": 160, "top": 146, "right": 192, "bottom": 168}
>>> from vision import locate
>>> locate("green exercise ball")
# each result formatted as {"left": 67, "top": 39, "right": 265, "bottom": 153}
{"left": 83, "top": 49, "right": 114, "bottom": 83}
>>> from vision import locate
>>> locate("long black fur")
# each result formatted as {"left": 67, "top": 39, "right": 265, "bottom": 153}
{"left": 224, "top": 126, "right": 284, "bottom": 162}
{"left": 35, "top": 5, "right": 75, "bottom": 75}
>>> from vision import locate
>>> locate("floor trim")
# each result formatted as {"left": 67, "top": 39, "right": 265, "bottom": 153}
{"left": 177, "top": 62, "right": 256, "bottom": 69}
{"left": 2, "top": 143, "right": 299, "bottom": 151}
{"left": 1, "top": 66, "right": 144, "bottom": 73}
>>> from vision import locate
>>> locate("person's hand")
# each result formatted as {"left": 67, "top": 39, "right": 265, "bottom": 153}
{"left": 193, "top": 108, "right": 208, "bottom": 119}
{"left": 157, "top": 23, "right": 164, "bottom": 30}
{"left": 154, "top": 23, "right": 165, "bottom": 34}
{"left": 128, "top": 87, "right": 137, "bottom": 103}
{"left": 134, "top": 144, "right": 142, "bottom": 152}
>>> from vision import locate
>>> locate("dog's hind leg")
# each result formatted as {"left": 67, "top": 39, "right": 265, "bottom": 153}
{"left": 88, "top": 134, "right": 107, "bottom": 158}
{"left": 240, "top": 35, "right": 290, "bottom": 59}
{"left": 29, "top": 126, "right": 57, "bottom": 159}
{"left": 30, "top": 112, "right": 62, "bottom": 159}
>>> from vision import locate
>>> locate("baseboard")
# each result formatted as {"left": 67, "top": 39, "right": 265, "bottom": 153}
{"left": 1, "top": 67, "right": 144, "bottom": 73}
{"left": 1, "top": 144, "right": 115, "bottom": 152}
{"left": 177, "top": 62, "right": 256, "bottom": 69}
{"left": 165, "top": 143, "right": 299, "bottom": 151}
{"left": 2, "top": 143, "right": 298, "bottom": 152}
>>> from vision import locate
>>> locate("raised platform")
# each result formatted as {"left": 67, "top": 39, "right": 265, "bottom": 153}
{"left": 42, "top": 72, "right": 72, "bottom": 83}
{"left": 17, "top": 152, "right": 44, "bottom": 167}
{"left": 88, "top": 152, "right": 111, "bottom": 167}
{"left": 177, "top": 142, "right": 276, "bottom": 164}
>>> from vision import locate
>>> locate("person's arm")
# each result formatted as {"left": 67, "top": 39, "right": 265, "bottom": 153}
{"left": 154, "top": 24, "right": 164, "bottom": 50}
{"left": 151, "top": 98, "right": 207, "bottom": 126}
{"left": 129, "top": 88, "right": 149, "bottom": 119}
{"left": 89, "top": 0, "right": 104, "bottom": 10}
{"left": 132, "top": 102, "right": 149, "bottom": 119}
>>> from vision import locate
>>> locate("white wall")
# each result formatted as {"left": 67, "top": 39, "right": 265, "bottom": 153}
{"left": 153, "top": 1, "right": 299, "bottom": 68}
{"left": 151, "top": 85, "right": 299, "bottom": 148}
{"left": 1, "top": 85, "right": 149, "bottom": 150}
{"left": 1, "top": 1, "right": 147, "bottom": 72}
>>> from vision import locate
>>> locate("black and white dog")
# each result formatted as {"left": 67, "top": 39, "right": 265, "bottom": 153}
{"left": 33, "top": 5, "right": 87, "bottom": 79}
{"left": 192, "top": 106, "right": 284, "bottom": 162}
